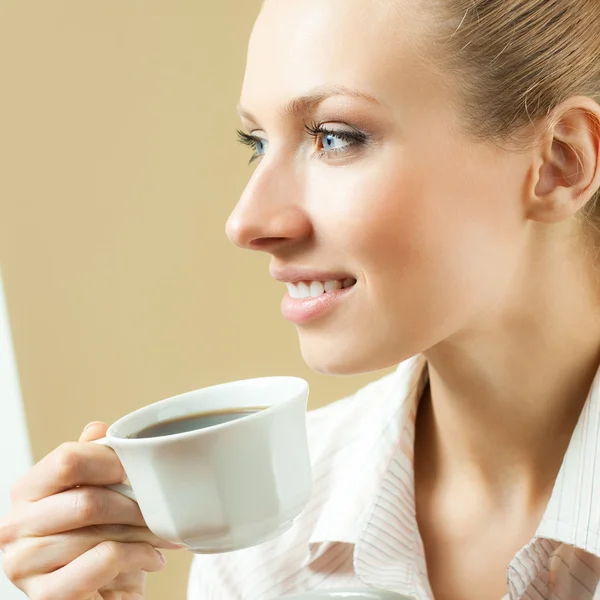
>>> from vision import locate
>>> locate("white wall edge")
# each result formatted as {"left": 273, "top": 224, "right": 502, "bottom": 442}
{"left": 0, "top": 268, "right": 32, "bottom": 599}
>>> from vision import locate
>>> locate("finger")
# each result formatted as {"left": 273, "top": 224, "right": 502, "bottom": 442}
{"left": 27, "top": 541, "right": 166, "bottom": 600}
{"left": 3, "top": 525, "right": 178, "bottom": 581}
{"left": 11, "top": 441, "right": 125, "bottom": 503}
{"left": 79, "top": 422, "right": 109, "bottom": 443}
{"left": 9, "top": 487, "right": 146, "bottom": 539}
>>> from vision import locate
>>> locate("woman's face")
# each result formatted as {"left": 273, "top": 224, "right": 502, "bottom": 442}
{"left": 227, "top": 0, "right": 531, "bottom": 374}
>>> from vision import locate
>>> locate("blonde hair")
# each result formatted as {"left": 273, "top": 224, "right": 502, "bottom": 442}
{"left": 429, "top": 0, "right": 600, "bottom": 219}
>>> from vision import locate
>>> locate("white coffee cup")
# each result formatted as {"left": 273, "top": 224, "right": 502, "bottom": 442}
{"left": 93, "top": 376, "right": 312, "bottom": 554}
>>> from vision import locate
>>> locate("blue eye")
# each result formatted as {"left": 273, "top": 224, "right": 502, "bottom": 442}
{"left": 236, "top": 130, "right": 268, "bottom": 164}
{"left": 321, "top": 132, "right": 351, "bottom": 152}
{"left": 304, "top": 122, "right": 368, "bottom": 157}
{"left": 254, "top": 138, "right": 267, "bottom": 155}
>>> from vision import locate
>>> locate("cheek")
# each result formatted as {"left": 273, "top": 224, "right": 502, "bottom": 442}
{"left": 303, "top": 151, "right": 431, "bottom": 265}
{"left": 373, "top": 147, "right": 526, "bottom": 324}
{"left": 307, "top": 143, "right": 526, "bottom": 325}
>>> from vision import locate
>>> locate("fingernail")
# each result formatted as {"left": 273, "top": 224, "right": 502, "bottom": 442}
{"left": 156, "top": 549, "right": 167, "bottom": 563}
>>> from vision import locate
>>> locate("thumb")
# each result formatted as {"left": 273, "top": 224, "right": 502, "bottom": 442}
{"left": 79, "top": 421, "right": 109, "bottom": 442}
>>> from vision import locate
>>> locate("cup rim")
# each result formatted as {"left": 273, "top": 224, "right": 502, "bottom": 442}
{"left": 106, "top": 375, "right": 309, "bottom": 444}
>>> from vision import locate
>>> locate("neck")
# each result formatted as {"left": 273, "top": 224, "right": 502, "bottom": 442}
{"left": 418, "top": 223, "right": 600, "bottom": 509}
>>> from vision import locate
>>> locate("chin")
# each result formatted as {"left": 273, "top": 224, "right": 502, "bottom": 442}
{"left": 302, "top": 352, "right": 365, "bottom": 376}
{"left": 296, "top": 320, "right": 435, "bottom": 375}
{"left": 297, "top": 334, "right": 405, "bottom": 376}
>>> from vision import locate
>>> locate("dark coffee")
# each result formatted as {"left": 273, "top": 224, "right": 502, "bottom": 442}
{"left": 129, "top": 407, "right": 267, "bottom": 439}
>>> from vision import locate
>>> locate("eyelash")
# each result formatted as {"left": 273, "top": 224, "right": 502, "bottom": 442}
{"left": 236, "top": 130, "right": 264, "bottom": 164}
{"left": 236, "top": 122, "right": 368, "bottom": 164}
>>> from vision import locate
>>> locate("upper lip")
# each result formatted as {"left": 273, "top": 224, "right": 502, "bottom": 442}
{"left": 270, "top": 266, "right": 355, "bottom": 284}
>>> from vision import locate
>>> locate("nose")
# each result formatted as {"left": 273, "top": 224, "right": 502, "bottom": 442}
{"left": 226, "top": 160, "right": 312, "bottom": 253}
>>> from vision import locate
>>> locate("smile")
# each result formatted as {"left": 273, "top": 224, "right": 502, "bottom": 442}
{"left": 285, "top": 278, "right": 357, "bottom": 299}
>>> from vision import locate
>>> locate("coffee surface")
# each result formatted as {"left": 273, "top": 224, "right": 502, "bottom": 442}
{"left": 129, "top": 407, "right": 266, "bottom": 439}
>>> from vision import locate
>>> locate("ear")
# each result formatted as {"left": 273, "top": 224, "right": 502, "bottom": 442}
{"left": 526, "top": 96, "right": 600, "bottom": 223}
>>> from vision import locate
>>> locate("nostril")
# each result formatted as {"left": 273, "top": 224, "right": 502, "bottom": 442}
{"left": 248, "top": 237, "right": 289, "bottom": 250}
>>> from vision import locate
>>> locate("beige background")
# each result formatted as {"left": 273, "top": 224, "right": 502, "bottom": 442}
{"left": 0, "top": 3, "right": 390, "bottom": 599}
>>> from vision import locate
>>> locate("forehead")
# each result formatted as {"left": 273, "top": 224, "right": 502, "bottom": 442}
{"left": 241, "top": 0, "right": 430, "bottom": 111}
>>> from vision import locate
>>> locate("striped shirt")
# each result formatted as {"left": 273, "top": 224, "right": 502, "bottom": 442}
{"left": 188, "top": 355, "right": 600, "bottom": 600}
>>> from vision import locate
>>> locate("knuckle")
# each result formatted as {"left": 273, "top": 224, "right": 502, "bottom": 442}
{"left": 1, "top": 551, "right": 22, "bottom": 582}
{"left": 2, "top": 537, "right": 48, "bottom": 582}
{"left": 0, "top": 516, "right": 16, "bottom": 547}
{"left": 94, "top": 540, "right": 123, "bottom": 564}
{"left": 54, "top": 442, "right": 82, "bottom": 486}
{"left": 73, "top": 488, "right": 107, "bottom": 523}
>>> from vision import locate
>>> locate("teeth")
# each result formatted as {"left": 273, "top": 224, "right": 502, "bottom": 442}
{"left": 325, "top": 280, "right": 342, "bottom": 292}
{"left": 297, "top": 282, "right": 310, "bottom": 298}
{"left": 285, "top": 282, "right": 300, "bottom": 299}
{"left": 310, "top": 281, "right": 325, "bottom": 297}
{"left": 286, "top": 279, "right": 355, "bottom": 299}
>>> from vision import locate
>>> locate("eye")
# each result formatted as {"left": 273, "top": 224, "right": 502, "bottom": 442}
{"left": 236, "top": 130, "right": 268, "bottom": 164}
{"left": 304, "top": 122, "right": 368, "bottom": 157}
{"left": 321, "top": 131, "right": 351, "bottom": 151}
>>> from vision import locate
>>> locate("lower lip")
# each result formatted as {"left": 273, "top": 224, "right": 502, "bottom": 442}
{"left": 280, "top": 286, "right": 355, "bottom": 325}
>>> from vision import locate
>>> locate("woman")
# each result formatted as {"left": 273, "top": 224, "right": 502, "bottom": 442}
{"left": 2, "top": 0, "right": 600, "bottom": 598}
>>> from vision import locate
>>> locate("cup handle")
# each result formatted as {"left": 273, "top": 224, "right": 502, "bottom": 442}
{"left": 92, "top": 437, "right": 137, "bottom": 502}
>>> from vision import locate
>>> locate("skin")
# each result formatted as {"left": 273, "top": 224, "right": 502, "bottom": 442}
{"left": 1, "top": 0, "right": 600, "bottom": 599}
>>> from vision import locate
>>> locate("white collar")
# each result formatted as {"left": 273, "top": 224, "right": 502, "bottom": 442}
{"left": 536, "top": 362, "right": 600, "bottom": 555}
{"left": 309, "top": 354, "right": 600, "bottom": 565}
{"left": 308, "top": 356, "right": 426, "bottom": 550}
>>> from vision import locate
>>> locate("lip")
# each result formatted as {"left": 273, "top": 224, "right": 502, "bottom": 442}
{"left": 280, "top": 284, "right": 355, "bottom": 324}
{"left": 270, "top": 266, "right": 355, "bottom": 284}
{"left": 271, "top": 265, "right": 357, "bottom": 325}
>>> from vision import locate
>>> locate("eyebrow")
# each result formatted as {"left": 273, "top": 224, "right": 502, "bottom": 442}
{"left": 237, "top": 85, "right": 381, "bottom": 123}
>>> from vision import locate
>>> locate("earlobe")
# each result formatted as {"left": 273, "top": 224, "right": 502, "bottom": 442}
{"left": 526, "top": 98, "right": 600, "bottom": 224}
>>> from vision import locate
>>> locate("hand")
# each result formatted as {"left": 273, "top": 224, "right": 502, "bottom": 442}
{"left": 0, "top": 422, "right": 179, "bottom": 600}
